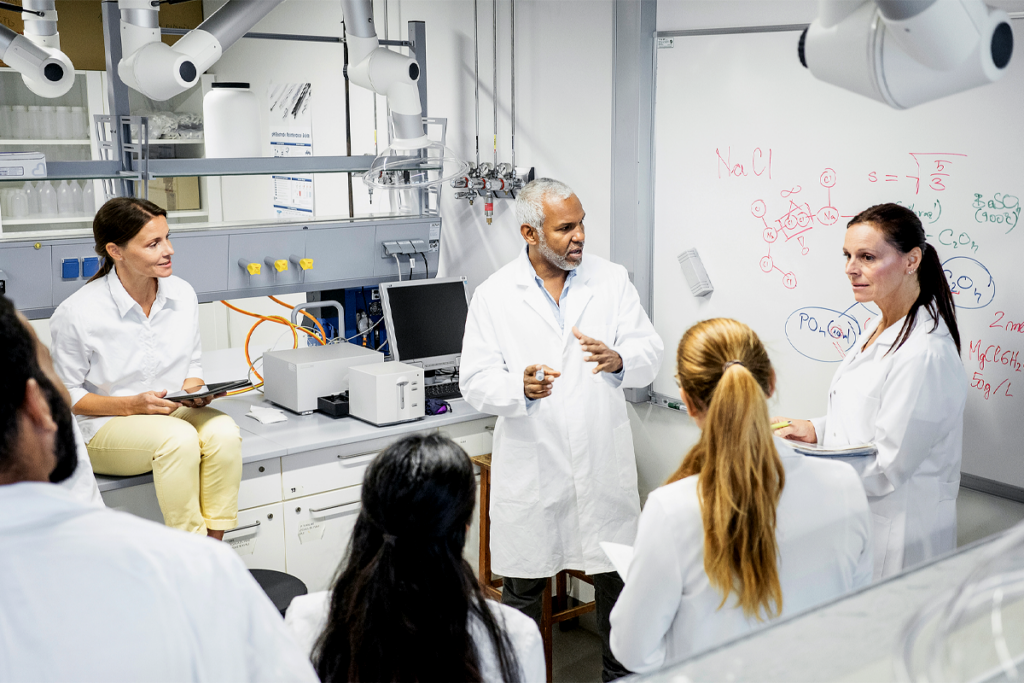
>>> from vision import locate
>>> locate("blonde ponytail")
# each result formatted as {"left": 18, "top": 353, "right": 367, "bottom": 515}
{"left": 668, "top": 318, "right": 785, "bottom": 620}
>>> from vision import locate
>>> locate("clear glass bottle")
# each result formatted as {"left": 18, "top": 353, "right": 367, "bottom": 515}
{"left": 11, "top": 106, "right": 28, "bottom": 139}
{"left": 70, "top": 180, "right": 84, "bottom": 214}
{"left": 81, "top": 181, "right": 95, "bottom": 215}
{"left": 10, "top": 188, "right": 28, "bottom": 218}
{"left": 71, "top": 106, "right": 88, "bottom": 140}
{"left": 38, "top": 180, "right": 58, "bottom": 216}
{"left": 56, "top": 180, "right": 75, "bottom": 215}
{"left": 22, "top": 181, "right": 39, "bottom": 216}
{"left": 26, "top": 106, "right": 41, "bottom": 139}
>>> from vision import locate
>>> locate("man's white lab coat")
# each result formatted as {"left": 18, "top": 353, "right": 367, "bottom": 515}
{"left": 460, "top": 249, "right": 663, "bottom": 578}
{"left": 812, "top": 312, "right": 967, "bottom": 579}
{"left": 0, "top": 483, "right": 318, "bottom": 683}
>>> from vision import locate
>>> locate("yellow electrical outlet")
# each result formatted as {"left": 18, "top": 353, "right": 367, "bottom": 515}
{"left": 245, "top": 263, "right": 261, "bottom": 275}
{"left": 298, "top": 258, "right": 313, "bottom": 270}
{"left": 273, "top": 259, "right": 288, "bottom": 272}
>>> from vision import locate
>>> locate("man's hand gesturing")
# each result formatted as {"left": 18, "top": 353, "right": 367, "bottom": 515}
{"left": 524, "top": 364, "right": 561, "bottom": 399}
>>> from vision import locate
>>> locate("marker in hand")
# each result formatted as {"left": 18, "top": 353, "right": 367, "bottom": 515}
{"left": 536, "top": 368, "right": 545, "bottom": 382}
{"left": 771, "top": 420, "right": 792, "bottom": 431}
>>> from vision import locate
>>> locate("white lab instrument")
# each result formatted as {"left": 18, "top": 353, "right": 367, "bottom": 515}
{"left": 0, "top": 1, "right": 74, "bottom": 98}
{"left": 459, "top": 250, "right": 664, "bottom": 578}
{"left": 262, "top": 344, "right": 384, "bottom": 415}
{"left": 348, "top": 362, "right": 425, "bottom": 427}
{"left": 203, "top": 82, "right": 261, "bottom": 158}
{"left": 801, "top": 0, "right": 1013, "bottom": 109}
{"left": 810, "top": 313, "right": 966, "bottom": 579}
{"left": 117, "top": 0, "right": 285, "bottom": 101}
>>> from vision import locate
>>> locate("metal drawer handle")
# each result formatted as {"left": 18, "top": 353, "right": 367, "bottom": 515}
{"left": 308, "top": 501, "right": 360, "bottom": 514}
{"left": 337, "top": 451, "right": 377, "bottom": 462}
{"left": 225, "top": 520, "right": 262, "bottom": 535}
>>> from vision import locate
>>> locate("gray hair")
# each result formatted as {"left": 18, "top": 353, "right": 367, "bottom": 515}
{"left": 515, "top": 178, "right": 574, "bottom": 230}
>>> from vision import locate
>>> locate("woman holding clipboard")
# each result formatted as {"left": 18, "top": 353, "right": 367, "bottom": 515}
{"left": 50, "top": 198, "right": 242, "bottom": 538}
{"left": 776, "top": 203, "right": 967, "bottom": 579}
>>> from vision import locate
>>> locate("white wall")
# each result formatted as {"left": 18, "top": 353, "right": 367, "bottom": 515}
{"left": 206, "top": 0, "right": 614, "bottom": 295}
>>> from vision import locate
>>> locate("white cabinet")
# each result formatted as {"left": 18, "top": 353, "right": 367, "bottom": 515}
{"left": 225, "top": 501, "right": 286, "bottom": 572}
{"left": 101, "top": 480, "right": 164, "bottom": 525}
{"left": 284, "top": 485, "right": 362, "bottom": 592}
{"left": 238, "top": 458, "right": 282, "bottom": 510}
{"left": 281, "top": 448, "right": 378, "bottom": 500}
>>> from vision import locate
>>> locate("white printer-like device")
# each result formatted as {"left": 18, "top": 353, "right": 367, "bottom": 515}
{"left": 263, "top": 344, "right": 384, "bottom": 414}
{"left": 348, "top": 362, "right": 425, "bottom": 426}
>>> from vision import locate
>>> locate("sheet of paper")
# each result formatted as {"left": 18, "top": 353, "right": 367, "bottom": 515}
{"left": 600, "top": 541, "right": 634, "bottom": 581}
{"left": 298, "top": 520, "right": 325, "bottom": 544}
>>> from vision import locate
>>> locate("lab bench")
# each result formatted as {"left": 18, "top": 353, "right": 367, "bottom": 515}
{"left": 97, "top": 392, "right": 495, "bottom": 593}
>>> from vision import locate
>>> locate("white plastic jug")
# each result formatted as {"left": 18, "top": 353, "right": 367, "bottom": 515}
{"left": 203, "top": 82, "right": 261, "bottom": 158}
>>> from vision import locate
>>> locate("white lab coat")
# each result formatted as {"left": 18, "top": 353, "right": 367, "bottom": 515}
{"left": 285, "top": 591, "right": 547, "bottom": 682}
{"left": 460, "top": 250, "right": 663, "bottom": 578}
{"left": 811, "top": 312, "right": 967, "bottom": 579}
{"left": 60, "top": 420, "right": 104, "bottom": 507}
{"left": 0, "top": 482, "right": 318, "bottom": 683}
{"left": 609, "top": 438, "right": 873, "bottom": 674}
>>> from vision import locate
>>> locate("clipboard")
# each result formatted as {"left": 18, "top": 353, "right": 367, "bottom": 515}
{"left": 165, "top": 379, "right": 251, "bottom": 402}
{"left": 788, "top": 441, "right": 878, "bottom": 457}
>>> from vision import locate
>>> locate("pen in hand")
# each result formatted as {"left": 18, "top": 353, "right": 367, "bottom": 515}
{"left": 771, "top": 420, "right": 792, "bottom": 431}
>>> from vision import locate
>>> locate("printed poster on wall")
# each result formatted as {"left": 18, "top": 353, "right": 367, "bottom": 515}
{"left": 269, "top": 82, "right": 314, "bottom": 218}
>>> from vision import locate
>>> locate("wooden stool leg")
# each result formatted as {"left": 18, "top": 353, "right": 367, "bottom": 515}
{"left": 542, "top": 576, "right": 554, "bottom": 683}
{"left": 556, "top": 571, "right": 568, "bottom": 613}
{"left": 477, "top": 466, "right": 491, "bottom": 587}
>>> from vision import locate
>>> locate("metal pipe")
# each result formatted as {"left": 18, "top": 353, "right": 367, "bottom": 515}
{"left": 492, "top": 0, "right": 497, "bottom": 169}
{"left": 342, "top": 17, "right": 355, "bottom": 217}
{"left": 383, "top": 0, "right": 391, "bottom": 145}
{"left": 474, "top": 0, "right": 480, "bottom": 168}
{"left": 510, "top": 0, "right": 515, "bottom": 172}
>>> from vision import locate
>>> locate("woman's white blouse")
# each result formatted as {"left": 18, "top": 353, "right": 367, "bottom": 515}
{"left": 285, "top": 590, "right": 547, "bottom": 682}
{"left": 810, "top": 312, "right": 967, "bottom": 577}
{"left": 609, "top": 438, "right": 872, "bottom": 674}
{"left": 49, "top": 271, "right": 202, "bottom": 443}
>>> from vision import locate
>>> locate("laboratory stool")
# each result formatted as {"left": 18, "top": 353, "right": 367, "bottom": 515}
{"left": 249, "top": 569, "right": 308, "bottom": 617}
{"left": 471, "top": 454, "right": 597, "bottom": 683}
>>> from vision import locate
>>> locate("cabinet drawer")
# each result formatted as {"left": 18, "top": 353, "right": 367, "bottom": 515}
{"left": 239, "top": 458, "right": 282, "bottom": 510}
{"left": 284, "top": 486, "right": 362, "bottom": 592}
{"left": 281, "top": 448, "right": 378, "bottom": 500}
{"left": 225, "top": 502, "right": 286, "bottom": 572}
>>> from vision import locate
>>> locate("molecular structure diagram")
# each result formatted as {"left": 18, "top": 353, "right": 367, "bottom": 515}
{"left": 751, "top": 168, "right": 840, "bottom": 289}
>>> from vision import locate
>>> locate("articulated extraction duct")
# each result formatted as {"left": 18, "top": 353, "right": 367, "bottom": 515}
{"left": 341, "top": 0, "right": 467, "bottom": 190}
{"left": 118, "top": 0, "right": 284, "bottom": 101}
{"left": 0, "top": 0, "right": 74, "bottom": 98}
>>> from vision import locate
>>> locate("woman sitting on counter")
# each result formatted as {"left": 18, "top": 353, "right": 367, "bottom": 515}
{"left": 610, "top": 318, "right": 873, "bottom": 673}
{"left": 50, "top": 197, "right": 242, "bottom": 538}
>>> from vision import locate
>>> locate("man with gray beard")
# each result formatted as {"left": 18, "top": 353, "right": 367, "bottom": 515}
{"left": 460, "top": 178, "right": 664, "bottom": 680}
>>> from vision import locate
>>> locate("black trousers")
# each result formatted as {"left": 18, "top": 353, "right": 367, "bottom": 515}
{"left": 501, "top": 572, "right": 631, "bottom": 682}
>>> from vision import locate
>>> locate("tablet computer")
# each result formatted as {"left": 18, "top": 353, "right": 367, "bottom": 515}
{"left": 165, "top": 379, "right": 252, "bottom": 402}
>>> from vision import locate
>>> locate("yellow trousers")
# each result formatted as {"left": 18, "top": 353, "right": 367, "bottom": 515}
{"left": 88, "top": 407, "right": 242, "bottom": 534}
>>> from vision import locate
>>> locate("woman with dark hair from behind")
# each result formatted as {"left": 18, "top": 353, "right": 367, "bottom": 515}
{"left": 776, "top": 203, "right": 968, "bottom": 579}
{"left": 609, "top": 319, "right": 872, "bottom": 674}
{"left": 284, "top": 433, "right": 544, "bottom": 683}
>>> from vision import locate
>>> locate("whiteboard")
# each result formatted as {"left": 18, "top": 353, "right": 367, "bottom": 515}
{"left": 651, "top": 24, "right": 1024, "bottom": 488}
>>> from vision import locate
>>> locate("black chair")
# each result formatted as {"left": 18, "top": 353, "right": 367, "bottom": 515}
{"left": 249, "top": 569, "right": 308, "bottom": 616}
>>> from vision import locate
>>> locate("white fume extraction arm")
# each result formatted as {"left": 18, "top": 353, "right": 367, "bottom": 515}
{"left": 0, "top": 1, "right": 74, "bottom": 98}
{"left": 117, "top": 0, "right": 284, "bottom": 101}
{"left": 340, "top": 0, "right": 467, "bottom": 190}
{"left": 800, "top": 0, "right": 1013, "bottom": 109}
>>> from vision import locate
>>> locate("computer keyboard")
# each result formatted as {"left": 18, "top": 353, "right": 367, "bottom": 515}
{"left": 425, "top": 382, "right": 462, "bottom": 400}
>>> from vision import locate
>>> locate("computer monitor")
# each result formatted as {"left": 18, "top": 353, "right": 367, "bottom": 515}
{"left": 379, "top": 276, "right": 470, "bottom": 371}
